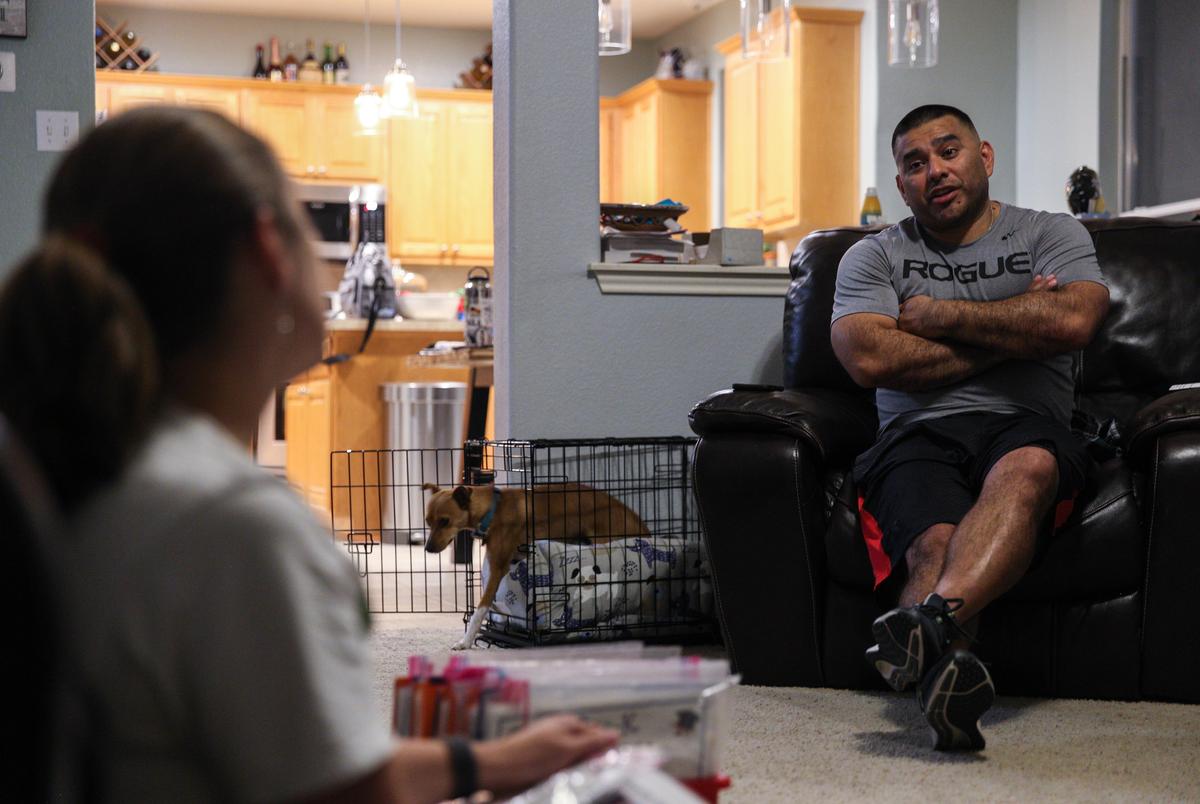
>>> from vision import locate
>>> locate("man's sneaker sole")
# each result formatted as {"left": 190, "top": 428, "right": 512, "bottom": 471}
{"left": 867, "top": 608, "right": 933, "bottom": 692}
{"left": 918, "top": 649, "right": 995, "bottom": 751}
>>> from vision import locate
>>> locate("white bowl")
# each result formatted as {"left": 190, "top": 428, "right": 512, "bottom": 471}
{"left": 396, "top": 292, "right": 460, "bottom": 321}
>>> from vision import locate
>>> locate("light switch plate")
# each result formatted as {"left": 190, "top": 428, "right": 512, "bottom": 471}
{"left": 36, "top": 110, "right": 79, "bottom": 152}
{"left": 0, "top": 52, "right": 14, "bottom": 93}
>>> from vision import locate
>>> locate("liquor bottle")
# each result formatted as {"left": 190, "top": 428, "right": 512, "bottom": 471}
{"left": 300, "top": 38, "right": 321, "bottom": 83}
{"left": 334, "top": 43, "right": 350, "bottom": 85}
{"left": 860, "top": 187, "right": 883, "bottom": 226}
{"left": 321, "top": 42, "right": 336, "bottom": 85}
{"left": 283, "top": 41, "right": 299, "bottom": 81}
{"left": 252, "top": 44, "right": 268, "bottom": 79}
{"left": 268, "top": 37, "right": 284, "bottom": 82}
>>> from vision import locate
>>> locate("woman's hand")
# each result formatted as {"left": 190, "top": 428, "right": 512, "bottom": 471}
{"left": 473, "top": 715, "right": 620, "bottom": 798}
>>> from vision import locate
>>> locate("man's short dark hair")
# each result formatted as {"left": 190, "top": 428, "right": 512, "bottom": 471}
{"left": 891, "top": 105, "right": 978, "bottom": 155}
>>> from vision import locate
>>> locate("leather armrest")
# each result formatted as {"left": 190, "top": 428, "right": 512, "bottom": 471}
{"left": 689, "top": 388, "right": 877, "bottom": 468}
{"left": 1124, "top": 389, "right": 1200, "bottom": 459}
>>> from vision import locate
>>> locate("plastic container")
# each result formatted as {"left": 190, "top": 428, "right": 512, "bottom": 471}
{"left": 396, "top": 292, "right": 460, "bottom": 320}
{"left": 379, "top": 382, "right": 467, "bottom": 541}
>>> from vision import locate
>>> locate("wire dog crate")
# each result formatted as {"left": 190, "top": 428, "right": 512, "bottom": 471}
{"left": 328, "top": 437, "right": 716, "bottom": 646}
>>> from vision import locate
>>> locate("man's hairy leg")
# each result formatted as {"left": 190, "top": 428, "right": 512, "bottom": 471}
{"left": 900, "top": 524, "right": 954, "bottom": 608}
{"left": 934, "top": 446, "right": 1058, "bottom": 623}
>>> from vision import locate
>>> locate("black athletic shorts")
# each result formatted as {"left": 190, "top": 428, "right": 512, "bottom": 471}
{"left": 853, "top": 411, "right": 1092, "bottom": 589}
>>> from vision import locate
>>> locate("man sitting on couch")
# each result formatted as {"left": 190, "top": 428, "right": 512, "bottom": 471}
{"left": 830, "top": 104, "right": 1110, "bottom": 750}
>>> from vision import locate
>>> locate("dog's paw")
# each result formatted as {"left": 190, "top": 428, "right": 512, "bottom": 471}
{"left": 451, "top": 639, "right": 471, "bottom": 651}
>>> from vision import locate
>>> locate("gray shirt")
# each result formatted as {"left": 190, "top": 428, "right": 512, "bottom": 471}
{"left": 61, "top": 408, "right": 393, "bottom": 803}
{"left": 832, "top": 203, "right": 1107, "bottom": 433}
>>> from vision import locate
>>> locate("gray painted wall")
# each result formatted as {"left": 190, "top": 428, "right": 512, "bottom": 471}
{"left": 873, "top": 0, "right": 1020, "bottom": 224}
{"left": 98, "top": 3, "right": 659, "bottom": 95}
{"left": 0, "top": 0, "right": 94, "bottom": 274}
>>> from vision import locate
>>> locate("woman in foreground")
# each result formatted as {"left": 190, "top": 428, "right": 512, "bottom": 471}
{"left": 0, "top": 106, "right": 615, "bottom": 803}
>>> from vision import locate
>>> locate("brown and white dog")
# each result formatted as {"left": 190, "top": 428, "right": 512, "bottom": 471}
{"left": 422, "top": 482, "right": 650, "bottom": 649}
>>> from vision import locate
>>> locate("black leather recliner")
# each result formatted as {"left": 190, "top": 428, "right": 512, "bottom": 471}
{"left": 689, "top": 217, "right": 1200, "bottom": 703}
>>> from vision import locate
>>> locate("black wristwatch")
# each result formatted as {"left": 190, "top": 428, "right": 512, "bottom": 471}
{"left": 445, "top": 736, "right": 479, "bottom": 800}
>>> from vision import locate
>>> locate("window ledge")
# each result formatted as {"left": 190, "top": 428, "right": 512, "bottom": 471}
{"left": 587, "top": 263, "right": 790, "bottom": 296}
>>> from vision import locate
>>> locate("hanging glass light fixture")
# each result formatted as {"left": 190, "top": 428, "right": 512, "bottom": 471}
{"left": 382, "top": 0, "right": 418, "bottom": 118}
{"left": 888, "top": 0, "right": 939, "bottom": 68}
{"left": 598, "top": 0, "right": 631, "bottom": 56}
{"left": 355, "top": 0, "right": 383, "bottom": 134}
{"left": 740, "top": 0, "right": 791, "bottom": 61}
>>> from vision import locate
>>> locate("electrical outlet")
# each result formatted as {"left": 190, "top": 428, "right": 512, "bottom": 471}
{"left": 36, "top": 110, "right": 79, "bottom": 152}
{"left": 0, "top": 52, "right": 14, "bottom": 93}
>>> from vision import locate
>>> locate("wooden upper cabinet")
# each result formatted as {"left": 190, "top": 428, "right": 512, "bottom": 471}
{"left": 173, "top": 86, "right": 241, "bottom": 122}
{"left": 717, "top": 8, "right": 862, "bottom": 239}
{"left": 446, "top": 101, "right": 494, "bottom": 262}
{"left": 311, "top": 93, "right": 384, "bottom": 182}
{"left": 389, "top": 100, "right": 449, "bottom": 263}
{"left": 108, "top": 82, "right": 171, "bottom": 115}
{"left": 606, "top": 79, "right": 711, "bottom": 230}
{"left": 98, "top": 74, "right": 241, "bottom": 124}
{"left": 242, "top": 89, "right": 310, "bottom": 175}
{"left": 242, "top": 88, "right": 382, "bottom": 182}
{"left": 599, "top": 101, "right": 619, "bottom": 203}
{"left": 387, "top": 91, "right": 493, "bottom": 266}
{"left": 723, "top": 57, "right": 759, "bottom": 229}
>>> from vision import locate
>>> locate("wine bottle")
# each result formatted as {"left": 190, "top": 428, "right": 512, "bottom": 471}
{"left": 321, "top": 42, "right": 335, "bottom": 85}
{"left": 122, "top": 30, "right": 137, "bottom": 48}
{"left": 283, "top": 41, "right": 299, "bottom": 82}
{"left": 299, "top": 38, "right": 321, "bottom": 83}
{"left": 252, "top": 44, "right": 268, "bottom": 79}
{"left": 334, "top": 43, "right": 350, "bottom": 85}
{"left": 268, "top": 37, "right": 284, "bottom": 82}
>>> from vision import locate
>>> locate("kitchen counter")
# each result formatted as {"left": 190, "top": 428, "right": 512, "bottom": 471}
{"left": 325, "top": 317, "right": 464, "bottom": 333}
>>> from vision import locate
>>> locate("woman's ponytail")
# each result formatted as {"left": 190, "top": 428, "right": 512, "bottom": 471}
{"left": 0, "top": 235, "right": 160, "bottom": 510}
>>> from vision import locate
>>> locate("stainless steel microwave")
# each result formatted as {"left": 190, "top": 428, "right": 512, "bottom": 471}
{"left": 295, "top": 182, "right": 387, "bottom": 261}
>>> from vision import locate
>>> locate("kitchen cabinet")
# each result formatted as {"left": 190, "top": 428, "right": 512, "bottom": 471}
{"left": 243, "top": 88, "right": 383, "bottom": 182}
{"left": 599, "top": 100, "right": 619, "bottom": 202}
{"left": 284, "top": 325, "right": 469, "bottom": 523}
{"left": 607, "top": 79, "right": 712, "bottom": 231}
{"left": 387, "top": 90, "right": 494, "bottom": 266}
{"left": 284, "top": 370, "right": 330, "bottom": 514}
{"left": 717, "top": 7, "right": 861, "bottom": 239}
{"left": 96, "top": 73, "right": 241, "bottom": 123}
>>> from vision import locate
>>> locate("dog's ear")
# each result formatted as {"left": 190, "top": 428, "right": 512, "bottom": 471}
{"left": 422, "top": 483, "right": 441, "bottom": 493}
{"left": 451, "top": 485, "right": 472, "bottom": 509}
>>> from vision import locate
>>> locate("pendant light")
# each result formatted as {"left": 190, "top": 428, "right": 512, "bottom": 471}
{"left": 888, "top": 0, "right": 939, "bottom": 68}
{"left": 382, "top": 0, "right": 419, "bottom": 118}
{"left": 355, "top": 0, "right": 383, "bottom": 134}
{"left": 740, "top": 0, "right": 791, "bottom": 61}
{"left": 598, "top": 0, "right": 631, "bottom": 56}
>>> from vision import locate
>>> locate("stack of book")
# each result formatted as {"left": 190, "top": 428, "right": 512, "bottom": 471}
{"left": 601, "top": 231, "right": 690, "bottom": 264}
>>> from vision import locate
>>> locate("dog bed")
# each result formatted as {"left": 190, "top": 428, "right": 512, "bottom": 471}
{"left": 481, "top": 537, "right": 713, "bottom": 637}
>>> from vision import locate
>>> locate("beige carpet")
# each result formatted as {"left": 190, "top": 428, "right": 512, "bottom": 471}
{"left": 369, "top": 614, "right": 1200, "bottom": 802}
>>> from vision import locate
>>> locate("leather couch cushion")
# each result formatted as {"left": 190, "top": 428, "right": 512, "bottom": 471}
{"left": 1077, "top": 219, "right": 1200, "bottom": 430}
{"left": 822, "top": 458, "right": 1142, "bottom": 600}
{"left": 784, "top": 226, "right": 884, "bottom": 392}
{"left": 689, "top": 388, "right": 877, "bottom": 468}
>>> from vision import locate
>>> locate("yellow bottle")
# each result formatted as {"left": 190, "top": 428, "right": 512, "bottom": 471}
{"left": 860, "top": 187, "right": 883, "bottom": 226}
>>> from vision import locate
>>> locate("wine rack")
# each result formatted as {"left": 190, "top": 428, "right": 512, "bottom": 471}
{"left": 95, "top": 16, "right": 159, "bottom": 73}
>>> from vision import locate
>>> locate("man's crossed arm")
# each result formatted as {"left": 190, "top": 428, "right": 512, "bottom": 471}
{"left": 831, "top": 276, "right": 1110, "bottom": 392}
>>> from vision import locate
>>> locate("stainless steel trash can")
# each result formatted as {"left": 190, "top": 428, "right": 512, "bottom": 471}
{"left": 380, "top": 382, "right": 467, "bottom": 541}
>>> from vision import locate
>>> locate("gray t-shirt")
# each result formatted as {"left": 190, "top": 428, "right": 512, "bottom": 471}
{"left": 61, "top": 408, "right": 393, "bottom": 803}
{"left": 832, "top": 203, "right": 1107, "bottom": 433}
